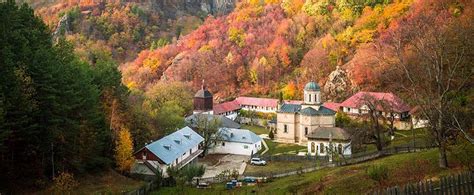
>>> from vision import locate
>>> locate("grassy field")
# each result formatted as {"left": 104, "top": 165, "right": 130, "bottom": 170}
{"left": 264, "top": 139, "right": 307, "bottom": 155}
{"left": 153, "top": 149, "right": 468, "bottom": 194}
{"left": 241, "top": 124, "right": 269, "bottom": 135}
{"left": 244, "top": 160, "right": 315, "bottom": 176}
{"left": 241, "top": 124, "right": 306, "bottom": 155}
{"left": 38, "top": 170, "right": 144, "bottom": 194}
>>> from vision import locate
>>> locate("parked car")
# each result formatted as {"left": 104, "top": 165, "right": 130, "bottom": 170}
{"left": 242, "top": 176, "right": 256, "bottom": 183}
{"left": 250, "top": 158, "right": 266, "bottom": 166}
{"left": 196, "top": 182, "right": 210, "bottom": 189}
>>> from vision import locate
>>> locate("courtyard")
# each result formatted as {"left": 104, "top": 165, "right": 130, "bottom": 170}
{"left": 198, "top": 154, "right": 249, "bottom": 179}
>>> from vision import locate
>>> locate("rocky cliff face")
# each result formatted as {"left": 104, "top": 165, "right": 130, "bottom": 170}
{"left": 323, "top": 66, "right": 353, "bottom": 102}
{"left": 150, "top": 0, "right": 236, "bottom": 18}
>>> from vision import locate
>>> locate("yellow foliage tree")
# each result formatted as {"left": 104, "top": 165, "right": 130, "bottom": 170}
{"left": 282, "top": 82, "right": 297, "bottom": 99}
{"left": 115, "top": 128, "right": 134, "bottom": 173}
{"left": 228, "top": 27, "right": 246, "bottom": 47}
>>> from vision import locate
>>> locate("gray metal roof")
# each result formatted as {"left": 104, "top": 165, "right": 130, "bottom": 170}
{"left": 217, "top": 128, "right": 262, "bottom": 144}
{"left": 278, "top": 103, "right": 301, "bottom": 113}
{"left": 278, "top": 104, "right": 335, "bottom": 116}
{"left": 304, "top": 81, "right": 320, "bottom": 91}
{"left": 306, "top": 127, "right": 350, "bottom": 141}
{"left": 194, "top": 88, "right": 213, "bottom": 98}
{"left": 185, "top": 113, "right": 241, "bottom": 129}
{"left": 300, "top": 106, "right": 336, "bottom": 116}
{"left": 145, "top": 126, "right": 204, "bottom": 165}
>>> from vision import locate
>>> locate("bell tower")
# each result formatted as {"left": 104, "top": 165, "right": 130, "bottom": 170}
{"left": 193, "top": 80, "right": 213, "bottom": 114}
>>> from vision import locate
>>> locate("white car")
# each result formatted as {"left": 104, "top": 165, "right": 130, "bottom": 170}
{"left": 250, "top": 158, "right": 266, "bottom": 166}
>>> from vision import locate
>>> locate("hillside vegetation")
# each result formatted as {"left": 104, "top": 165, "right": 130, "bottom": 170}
{"left": 120, "top": 0, "right": 470, "bottom": 100}
{"left": 156, "top": 149, "right": 470, "bottom": 194}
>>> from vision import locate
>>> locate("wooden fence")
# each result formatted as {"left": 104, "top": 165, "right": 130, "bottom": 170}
{"left": 245, "top": 145, "right": 436, "bottom": 179}
{"left": 256, "top": 145, "right": 435, "bottom": 163}
{"left": 123, "top": 180, "right": 160, "bottom": 195}
{"left": 373, "top": 171, "right": 474, "bottom": 195}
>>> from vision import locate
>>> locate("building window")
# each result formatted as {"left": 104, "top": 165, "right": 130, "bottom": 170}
{"left": 244, "top": 145, "right": 249, "bottom": 149}
{"left": 305, "top": 127, "right": 308, "bottom": 135}
{"left": 222, "top": 142, "right": 225, "bottom": 146}
{"left": 311, "top": 142, "right": 315, "bottom": 153}
{"left": 320, "top": 143, "right": 324, "bottom": 153}
{"left": 284, "top": 125, "right": 288, "bottom": 133}
{"left": 309, "top": 94, "right": 312, "bottom": 102}
{"left": 338, "top": 144, "right": 343, "bottom": 154}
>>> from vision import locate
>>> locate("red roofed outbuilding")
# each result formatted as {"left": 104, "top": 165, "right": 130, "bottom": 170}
{"left": 339, "top": 92, "right": 411, "bottom": 120}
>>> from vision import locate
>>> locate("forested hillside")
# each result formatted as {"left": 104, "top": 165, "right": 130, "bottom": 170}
{"left": 1, "top": 0, "right": 472, "bottom": 192}
{"left": 30, "top": 0, "right": 236, "bottom": 63}
{"left": 121, "top": 0, "right": 470, "bottom": 102}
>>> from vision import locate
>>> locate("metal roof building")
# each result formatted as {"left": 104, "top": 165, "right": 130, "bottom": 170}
{"left": 142, "top": 126, "right": 204, "bottom": 165}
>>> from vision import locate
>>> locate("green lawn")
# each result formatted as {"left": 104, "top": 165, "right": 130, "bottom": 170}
{"left": 153, "top": 149, "right": 468, "bottom": 194}
{"left": 263, "top": 139, "right": 307, "bottom": 155}
{"left": 241, "top": 124, "right": 269, "bottom": 135}
{"left": 244, "top": 160, "right": 315, "bottom": 176}
{"left": 353, "top": 128, "right": 432, "bottom": 154}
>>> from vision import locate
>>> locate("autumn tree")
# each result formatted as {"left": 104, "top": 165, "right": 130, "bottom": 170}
{"left": 115, "top": 128, "right": 134, "bottom": 173}
{"left": 359, "top": 94, "right": 389, "bottom": 152}
{"left": 187, "top": 114, "right": 222, "bottom": 155}
{"left": 378, "top": 0, "right": 474, "bottom": 168}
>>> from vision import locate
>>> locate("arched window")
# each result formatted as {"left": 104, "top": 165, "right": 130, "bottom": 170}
{"left": 309, "top": 94, "right": 312, "bottom": 102}
{"left": 311, "top": 142, "right": 315, "bottom": 153}
{"left": 320, "top": 143, "right": 324, "bottom": 153}
{"left": 305, "top": 127, "right": 308, "bottom": 135}
{"left": 338, "top": 144, "right": 343, "bottom": 154}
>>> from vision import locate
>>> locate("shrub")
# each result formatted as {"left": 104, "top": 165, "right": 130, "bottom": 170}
{"left": 367, "top": 165, "right": 389, "bottom": 184}
{"left": 51, "top": 172, "right": 79, "bottom": 192}
{"left": 450, "top": 139, "right": 474, "bottom": 171}
{"left": 269, "top": 129, "right": 275, "bottom": 140}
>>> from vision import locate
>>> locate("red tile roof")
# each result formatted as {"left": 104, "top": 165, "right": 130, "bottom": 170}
{"left": 340, "top": 92, "right": 411, "bottom": 113}
{"left": 213, "top": 100, "right": 241, "bottom": 115}
{"left": 323, "top": 102, "right": 341, "bottom": 112}
{"left": 235, "top": 97, "right": 304, "bottom": 108}
{"left": 235, "top": 97, "right": 279, "bottom": 108}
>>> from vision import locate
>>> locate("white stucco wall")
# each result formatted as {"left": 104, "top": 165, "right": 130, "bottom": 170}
{"left": 307, "top": 140, "right": 351, "bottom": 156}
{"left": 209, "top": 141, "right": 262, "bottom": 156}
{"left": 241, "top": 105, "right": 277, "bottom": 113}
{"left": 222, "top": 112, "right": 238, "bottom": 120}
{"left": 131, "top": 145, "right": 200, "bottom": 178}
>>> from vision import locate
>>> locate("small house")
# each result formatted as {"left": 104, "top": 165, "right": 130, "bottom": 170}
{"left": 306, "top": 127, "right": 351, "bottom": 157}
{"left": 131, "top": 126, "right": 204, "bottom": 178}
{"left": 209, "top": 128, "right": 263, "bottom": 156}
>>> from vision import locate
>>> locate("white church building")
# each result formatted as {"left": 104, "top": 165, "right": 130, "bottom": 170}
{"left": 275, "top": 81, "right": 352, "bottom": 156}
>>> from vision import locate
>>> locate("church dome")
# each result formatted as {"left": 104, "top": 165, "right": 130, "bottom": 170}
{"left": 304, "top": 81, "right": 320, "bottom": 91}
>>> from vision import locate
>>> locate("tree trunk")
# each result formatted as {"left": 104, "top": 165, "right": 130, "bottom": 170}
{"left": 438, "top": 144, "right": 448, "bottom": 168}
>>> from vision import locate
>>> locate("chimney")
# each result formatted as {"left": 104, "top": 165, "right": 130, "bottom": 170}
{"left": 184, "top": 133, "right": 191, "bottom": 139}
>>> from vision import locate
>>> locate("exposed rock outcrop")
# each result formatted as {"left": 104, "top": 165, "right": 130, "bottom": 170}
{"left": 323, "top": 66, "right": 353, "bottom": 102}
{"left": 52, "top": 14, "right": 69, "bottom": 41}
{"left": 151, "top": 0, "right": 236, "bottom": 18}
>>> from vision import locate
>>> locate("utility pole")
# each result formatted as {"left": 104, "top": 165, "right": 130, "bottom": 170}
{"left": 329, "top": 132, "right": 333, "bottom": 163}
{"left": 51, "top": 142, "right": 55, "bottom": 179}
